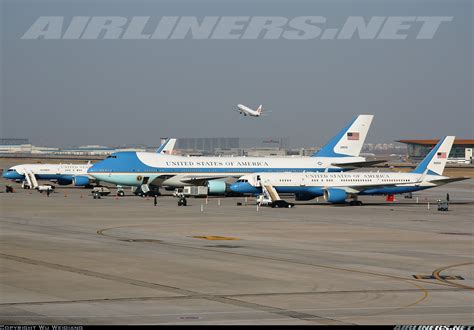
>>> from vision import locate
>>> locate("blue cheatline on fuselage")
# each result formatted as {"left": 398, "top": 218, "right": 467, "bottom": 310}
{"left": 229, "top": 183, "right": 431, "bottom": 199}
{"left": 2, "top": 170, "right": 24, "bottom": 180}
{"left": 2, "top": 170, "right": 74, "bottom": 183}
{"left": 358, "top": 186, "right": 430, "bottom": 195}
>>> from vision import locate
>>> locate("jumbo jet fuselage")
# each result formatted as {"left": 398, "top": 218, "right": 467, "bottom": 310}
{"left": 87, "top": 152, "right": 368, "bottom": 188}
{"left": 87, "top": 114, "right": 375, "bottom": 188}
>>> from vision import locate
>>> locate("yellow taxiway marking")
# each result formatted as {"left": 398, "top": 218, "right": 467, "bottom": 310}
{"left": 192, "top": 236, "right": 240, "bottom": 241}
{"left": 432, "top": 262, "right": 474, "bottom": 290}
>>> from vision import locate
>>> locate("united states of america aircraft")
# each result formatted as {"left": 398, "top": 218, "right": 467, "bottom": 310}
{"left": 229, "top": 136, "right": 469, "bottom": 204}
{"left": 2, "top": 138, "right": 176, "bottom": 190}
{"left": 87, "top": 115, "right": 383, "bottom": 195}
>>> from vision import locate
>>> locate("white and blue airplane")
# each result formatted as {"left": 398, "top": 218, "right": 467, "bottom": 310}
{"left": 87, "top": 115, "right": 380, "bottom": 194}
{"left": 2, "top": 138, "right": 176, "bottom": 189}
{"left": 229, "top": 136, "right": 469, "bottom": 204}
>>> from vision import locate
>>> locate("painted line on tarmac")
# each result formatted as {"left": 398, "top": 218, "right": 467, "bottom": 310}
{"left": 432, "top": 262, "right": 474, "bottom": 290}
{"left": 0, "top": 252, "right": 347, "bottom": 325}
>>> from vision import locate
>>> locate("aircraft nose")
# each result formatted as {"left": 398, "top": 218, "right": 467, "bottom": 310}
{"left": 2, "top": 169, "right": 22, "bottom": 180}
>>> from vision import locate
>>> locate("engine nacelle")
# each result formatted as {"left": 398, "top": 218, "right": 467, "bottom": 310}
{"left": 207, "top": 180, "right": 229, "bottom": 195}
{"left": 323, "top": 188, "right": 347, "bottom": 204}
{"left": 73, "top": 175, "right": 90, "bottom": 187}
{"left": 57, "top": 177, "right": 73, "bottom": 185}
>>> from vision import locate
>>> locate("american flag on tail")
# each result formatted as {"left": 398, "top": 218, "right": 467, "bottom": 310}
{"left": 437, "top": 152, "right": 447, "bottom": 158}
{"left": 347, "top": 132, "right": 360, "bottom": 140}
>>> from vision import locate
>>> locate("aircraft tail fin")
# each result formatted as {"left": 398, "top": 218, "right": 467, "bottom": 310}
{"left": 412, "top": 136, "right": 455, "bottom": 176}
{"left": 312, "top": 115, "right": 374, "bottom": 157}
{"left": 156, "top": 138, "right": 177, "bottom": 154}
{"left": 256, "top": 105, "right": 263, "bottom": 114}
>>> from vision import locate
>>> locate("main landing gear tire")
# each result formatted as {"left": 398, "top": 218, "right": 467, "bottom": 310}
{"left": 117, "top": 190, "right": 125, "bottom": 197}
{"left": 349, "top": 201, "right": 363, "bottom": 206}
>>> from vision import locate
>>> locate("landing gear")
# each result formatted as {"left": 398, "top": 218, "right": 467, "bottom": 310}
{"left": 349, "top": 200, "right": 363, "bottom": 206}
{"left": 116, "top": 185, "right": 125, "bottom": 197}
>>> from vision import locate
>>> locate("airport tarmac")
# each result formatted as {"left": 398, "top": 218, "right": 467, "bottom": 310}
{"left": 0, "top": 178, "right": 473, "bottom": 324}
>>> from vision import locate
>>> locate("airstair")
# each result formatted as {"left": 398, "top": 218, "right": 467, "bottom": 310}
{"left": 256, "top": 179, "right": 281, "bottom": 205}
{"left": 263, "top": 184, "right": 281, "bottom": 202}
{"left": 23, "top": 169, "right": 39, "bottom": 189}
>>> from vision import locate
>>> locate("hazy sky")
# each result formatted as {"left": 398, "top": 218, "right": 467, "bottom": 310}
{"left": 1, "top": 0, "right": 472, "bottom": 148}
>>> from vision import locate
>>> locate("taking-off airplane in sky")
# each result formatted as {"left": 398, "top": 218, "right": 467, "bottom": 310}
{"left": 229, "top": 136, "right": 469, "bottom": 204}
{"left": 87, "top": 115, "right": 382, "bottom": 195}
{"left": 235, "top": 104, "right": 266, "bottom": 117}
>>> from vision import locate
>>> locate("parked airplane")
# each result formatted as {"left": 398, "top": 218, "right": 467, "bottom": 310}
{"left": 235, "top": 104, "right": 265, "bottom": 117}
{"left": 2, "top": 138, "right": 177, "bottom": 190}
{"left": 229, "top": 136, "right": 468, "bottom": 204}
{"left": 2, "top": 162, "right": 94, "bottom": 189}
{"left": 87, "top": 115, "right": 379, "bottom": 195}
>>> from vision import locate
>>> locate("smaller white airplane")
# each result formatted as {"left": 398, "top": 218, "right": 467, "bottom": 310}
{"left": 236, "top": 104, "right": 266, "bottom": 117}
{"left": 2, "top": 138, "right": 177, "bottom": 190}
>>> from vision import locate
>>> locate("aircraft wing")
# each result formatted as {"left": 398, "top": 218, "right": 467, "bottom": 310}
{"left": 428, "top": 176, "right": 471, "bottom": 185}
{"left": 179, "top": 175, "right": 236, "bottom": 186}
{"left": 332, "top": 159, "right": 387, "bottom": 168}
{"left": 332, "top": 181, "right": 422, "bottom": 194}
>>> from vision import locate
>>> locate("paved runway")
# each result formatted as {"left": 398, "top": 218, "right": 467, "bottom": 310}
{"left": 0, "top": 176, "right": 473, "bottom": 324}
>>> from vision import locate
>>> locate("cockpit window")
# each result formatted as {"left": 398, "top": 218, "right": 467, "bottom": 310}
{"left": 106, "top": 155, "right": 117, "bottom": 159}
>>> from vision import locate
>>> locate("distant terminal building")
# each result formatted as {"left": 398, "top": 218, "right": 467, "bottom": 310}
{"left": 0, "top": 138, "right": 29, "bottom": 145}
{"left": 0, "top": 138, "right": 32, "bottom": 153}
{"left": 0, "top": 138, "right": 146, "bottom": 156}
{"left": 397, "top": 139, "right": 474, "bottom": 164}
{"left": 176, "top": 137, "right": 290, "bottom": 155}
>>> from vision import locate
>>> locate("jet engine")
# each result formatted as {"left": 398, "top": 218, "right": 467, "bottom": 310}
{"left": 207, "top": 180, "right": 229, "bottom": 195}
{"left": 73, "top": 175, "right": 90, "bottom": 187}
{"left": 323, "top": 188, "right": 348, "bottom": 204}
